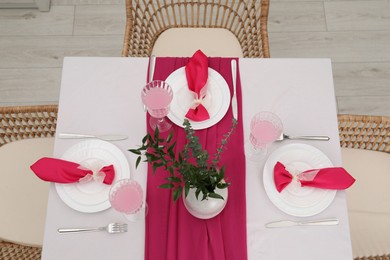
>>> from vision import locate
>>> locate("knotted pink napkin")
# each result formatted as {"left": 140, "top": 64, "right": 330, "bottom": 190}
{"left": 274, "top": 161, "right": 355, "bottom": 192}
{"left": 185, "top": 50, "right": 210, "bottom": 121}
{"left": 30, "top": 157, "right": 115, "bottom": 185}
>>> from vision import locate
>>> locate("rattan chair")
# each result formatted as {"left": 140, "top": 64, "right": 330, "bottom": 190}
{"left": 338, "top": 114, "right": 389, "bottom": 153}
{"left": 338, "top": 114, "right": 390, "bottom": 260}
{"left": 0, "top": 105, "right": 58, "bottom": 260}
{"left": 122, "top": 0, "right": 270, "bottom": 58}
{"left": 0, "top": 105, "right": 57, "bottom": 147}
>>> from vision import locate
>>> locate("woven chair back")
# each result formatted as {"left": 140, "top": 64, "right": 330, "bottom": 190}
{"left": 122, "top": 0, "right": 270, "bottom": 58}
{"left": 338, "top": 114, "right": 390, "bottom": 153}
{"left": 0, "top": 105, "right": 57, "bottom": 147}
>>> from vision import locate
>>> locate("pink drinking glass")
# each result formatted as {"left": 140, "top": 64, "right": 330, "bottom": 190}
{"left": 109, "top": 179, "right": 147, "bottom": 222}
{"left": 248, "top": 111, "right": 283, "bottom": 160}
{"left": 141, "top": 80, "right": 173, "bottom": 132}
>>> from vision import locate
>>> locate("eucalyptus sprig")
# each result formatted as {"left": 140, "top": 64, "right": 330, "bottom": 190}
{"left": 129, "top": 118, "right": 237, "bottom": 202}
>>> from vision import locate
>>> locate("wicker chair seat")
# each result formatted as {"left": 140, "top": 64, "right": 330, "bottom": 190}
{"left": 0, "top": 105, "right": 57, "bottom": 259}
{"left": 338, "top": 114, "right": 390, "bottom": 260}
{"left": 152, "top": 28, "right": 243, "bottom": 57}
{"left": 342, "top": 148, "right": 390, "bottom": 258}
{"left": 0, "top": 138, "right": 53, "bottom": 247}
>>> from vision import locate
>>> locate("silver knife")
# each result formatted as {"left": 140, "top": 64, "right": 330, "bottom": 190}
{"left": 231, "top": 59, "right": 238, "bottom": 120}
{"left": 149, "top": 55, "right": 156, "bottom": 83}
{"left": 58, "top": 133, "right": 128, "bottom": 141}
{"left": 265, "top": 218, "right": 339, "bottom": 228}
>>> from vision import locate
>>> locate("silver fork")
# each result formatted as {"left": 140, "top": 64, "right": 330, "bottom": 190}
{"left": 276, "top": 133, "right": 330, "bottom": 142}
{"left": 57, "top": 223, "right": 128, "bottom": 234}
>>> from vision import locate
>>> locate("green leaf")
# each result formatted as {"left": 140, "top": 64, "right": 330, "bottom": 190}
{"left": 135, "top": 156, "right": 141, "bottom": 168}
{"left": 216, "top": 167, "right": 225, "bottom": 183}
{"left": 195, "top": 188, "right": 201, "bottom": 199}
{"left": 142, "top": 134, "right": 148, "bottom": 144}
{"left": 168, "top": 144, "right": 176, "bottom": 159}
{"left": 184, "top": 183, "right": 190, "bottom": 197}
{"left": 216, "top": 182, "right": 229, "bottom": 189}
{"left": 166, "top": 131, "right": 173, "bottom": 143}
{"left": 208, "top": 192, "right": 224, "bottom": 200}
{"left": 159, "top": 183, "right": 174, "bottom": 189}
{"left": 128, "top": 149, "right": 141, "bottom": 155}
{"left": 166, "top": 176, "right": 181, "bottom": 183}
{"left": 152, "top": 163, "right": 159, "bottom": 173}
{"left": 154, "top": 126, "right": 160, "bottom": 140}
{"left": 173, "top": 186, "right": 182, "bottom": 202}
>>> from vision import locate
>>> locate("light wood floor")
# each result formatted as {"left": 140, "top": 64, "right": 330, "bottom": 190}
{"left": 0, "top": 0, "right": 389, "bottom": 116}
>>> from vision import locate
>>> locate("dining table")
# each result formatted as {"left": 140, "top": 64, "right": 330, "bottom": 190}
{"left": 41, "top": 56, "right": 353, "bottom": 259}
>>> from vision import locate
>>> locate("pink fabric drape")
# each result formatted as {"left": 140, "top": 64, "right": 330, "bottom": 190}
{"left": 145, "top": 56, "right": 247, "bottom": 260}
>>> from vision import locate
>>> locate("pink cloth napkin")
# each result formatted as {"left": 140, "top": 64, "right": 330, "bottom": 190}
{"left": 30, "top": 157, "right": 115, "bottom": 185}
{"left": 185, "top": 50, "right": 210, "bottom": 121}
{"left": 145, "top": 55, "right": 246, "bottom": 260}
{"left": 274, "top": 161, "right": 355, "bottom": 192}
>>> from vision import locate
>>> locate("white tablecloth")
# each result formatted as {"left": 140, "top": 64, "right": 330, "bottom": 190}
{"left": 42, "top": 57, "right": 353, "bottom": 260}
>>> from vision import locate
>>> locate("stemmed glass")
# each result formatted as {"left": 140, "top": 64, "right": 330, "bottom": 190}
{"left": 141, "top": 80, "right": 173, "bottom": 132}
{"left": 246, "top": 111, "right": 283, "bottom": 161}
{"left": 109, "top": 179, "right": 147, "bottom": 222}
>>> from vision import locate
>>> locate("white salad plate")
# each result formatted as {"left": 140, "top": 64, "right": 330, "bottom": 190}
{"left": 55, "top": 139, "right": 130, "bottom": 213}
{"left": 165, "top": 67, "right": 230, "bottom": 130}
{"left": 263, "top": 143, "right": 336, "bottom": 217}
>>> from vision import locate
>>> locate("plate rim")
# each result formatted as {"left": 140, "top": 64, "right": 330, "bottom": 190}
{"left": 263, "top": 143, "right": 337, "bottom": 217}
{"left": 55, "top": 139, "right": 130, "bottom": 213}
{"left": 166, "top": 66, "right": 230, "bottom": 130}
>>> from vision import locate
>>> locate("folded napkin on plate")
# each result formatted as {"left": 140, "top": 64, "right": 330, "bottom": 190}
{"left": 30, "top": 157, "right": 115, "bottom": 185}
{"left": 274, "top": 161, "right": 355, "bottom": 192}
{"left": 185, "top": 49, "right": 210, "bottom": 121}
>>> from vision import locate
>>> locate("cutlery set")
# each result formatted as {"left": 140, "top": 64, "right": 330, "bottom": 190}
{"left": 229, "top": 60, "right": 334, "bottom": 227}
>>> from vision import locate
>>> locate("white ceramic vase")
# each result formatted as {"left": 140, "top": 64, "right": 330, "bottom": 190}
{"left": 182, "top": 186, "right": 228, "bottom": 219}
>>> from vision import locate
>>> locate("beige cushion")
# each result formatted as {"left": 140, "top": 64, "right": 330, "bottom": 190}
{"left": 152, "top": 28, "right": 243, "bottom": 57}
{"left": 0, "top": 138, "right": 54, "bottom": 247}
{"left": 342, "top": 148, "right": 390, "bottom": 258}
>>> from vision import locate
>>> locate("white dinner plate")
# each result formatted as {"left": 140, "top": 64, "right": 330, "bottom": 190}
{"left": 263, "top": 143, "right": 336, "bottom": 217}
{"left": 55, "top": 140, "right": 130, "bottom": 213}
{"left": 165, "top": 67, "right": 230, "bottom": 130}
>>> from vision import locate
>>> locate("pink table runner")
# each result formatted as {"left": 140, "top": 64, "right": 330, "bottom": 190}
{"left": 145, "top": 57, "right": 247, "bottom": 260}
